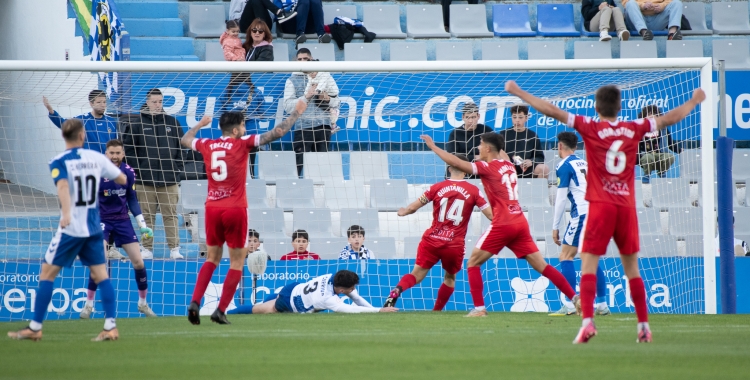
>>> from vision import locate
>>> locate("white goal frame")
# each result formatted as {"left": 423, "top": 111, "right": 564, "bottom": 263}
{"left": 0, "top": 57, "right": 717, "bottom": 314}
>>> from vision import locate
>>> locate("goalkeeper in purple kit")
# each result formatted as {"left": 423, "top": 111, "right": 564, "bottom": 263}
{"left": 80, "top": 139, "right": 157, "bottom": 319}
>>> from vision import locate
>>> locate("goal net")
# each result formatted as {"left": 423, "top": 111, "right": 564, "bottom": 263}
{"left": 0, "top": 59, "right": 715, "bottom": 321}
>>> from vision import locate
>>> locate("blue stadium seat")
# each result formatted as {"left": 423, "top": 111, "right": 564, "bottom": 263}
{"left": 492, "top": 4, "right": 536, "bottom": 37}
{"left": 536, "top": 4, "right": 580, "bottom": 37}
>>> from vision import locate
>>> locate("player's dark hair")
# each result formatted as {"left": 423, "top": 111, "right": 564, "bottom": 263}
{"left": 637, "top": 105, "right": 662, "bottom": 119}
{"left": 557, "top": 132, "right": 578, "bottom": 151}
{"left": 595, "top": 85, "right": 621, "bottom": 118}
{"left": 219, "top": 112, "right": 243, "bottom": 134}
{"left": 510, "top": 105, "right": 529, "bottom": 115}
{"left": 248, "top": 229, "right": 260, "bottom": 239}
{"left": 225, "top": 20, "right": 239, "bottom": 30}
{"left": 462, "top": 102, "right": 479, "bottom": 115}
{"left": 480, "top": 132, "right": 505, "bottom": 152}
{"left": 88, "top": 89, "right": 106, "bottom": 103}
{"left": 292, "top": 229, "right": 309, "bottom": 242}
{"left": 105, "top": 139, "right": 124, "bottom": 149}
{"left": 296, "top": 48, "right": 312, "bottom": 57}
{"left": 448, "top": 154, "right": 469, "bottom": 173}
{"left": 146, "top": 88, "right": 162, "bottom": 99}
{"left": 347, "top": 225, "right": 365, "bottom": 238}
{"left": 61, "top": 119, "right": 84, "bottom": 142}
{"left": 333, "top": 270, "right": 360, "bottom": 288}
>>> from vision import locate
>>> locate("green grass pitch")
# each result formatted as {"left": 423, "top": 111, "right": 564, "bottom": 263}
{"left": 2, "top": 313, "right": 749, "bottom": 380}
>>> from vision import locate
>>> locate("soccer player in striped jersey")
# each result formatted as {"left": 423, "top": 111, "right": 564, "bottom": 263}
{"left": 549, "top": 132, "right": 610, "bottom": 316}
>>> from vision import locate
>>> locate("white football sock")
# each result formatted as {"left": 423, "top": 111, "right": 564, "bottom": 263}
{"left": 104, "top": 318, "right": 116, "bottom": 331}
{"left": 29, "top": 321, "right": 42, "bottom": 331}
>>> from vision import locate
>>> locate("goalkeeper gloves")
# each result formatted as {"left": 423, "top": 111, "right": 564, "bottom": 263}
{"left": 136, "top": 215, "right": 154, "bottom": 239}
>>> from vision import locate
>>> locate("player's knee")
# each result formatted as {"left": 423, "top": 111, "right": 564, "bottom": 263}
{"left": 131, "top": 260, "right": 145, "bottom": 270}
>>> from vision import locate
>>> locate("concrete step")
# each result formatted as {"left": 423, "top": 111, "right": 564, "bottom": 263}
{"left": 130, "top": 36, "right": 195, "bottom": 55}
{"left": 130, "top": 54, "right": 200, "bottom": 61}
{"left": 122, "top": 18, "right": 184, "bottom": 37}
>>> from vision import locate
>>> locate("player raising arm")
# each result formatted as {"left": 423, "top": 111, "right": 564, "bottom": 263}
{"left": 383, "top": 154, "right": 492, "bottom": 311}
{"left": 181, "top": 99, "right": 307, "bottom": 325}
{"left": 8, "top": 119, "right": 127, "bottom": 342}
{"left": 505, "top": 80, "right": 705, "bottom": 343}
{"left": 421, "top": 133, "right": 579, "bottom": 317}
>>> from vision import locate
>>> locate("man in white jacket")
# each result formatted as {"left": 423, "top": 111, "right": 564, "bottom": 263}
{"left": 284, "top": 48, "right": 340, "bottom": 177}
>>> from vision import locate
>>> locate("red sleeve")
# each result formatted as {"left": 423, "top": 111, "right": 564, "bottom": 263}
{"left": 241, "top": 134, "right": 260, "bottom": 152}
{"left": 192, "top": 138, "right": 208, "bottom": 155}
{"left": 280, "top": 254, "right": 290, "bottom": 261}
{"left": 475, "top": 190, "right": 489, "bottom": 210}
{"left": 420, "top": 184, "right": 436, "bottom": 204}
{"left": 632, "top": 118, "right": 657, "bottom": 141}
{"left": 567, "top": 114, "right": 591, "bottom": 137}
{"left": 471, "top": 161, "right": 492, "bottom": 176}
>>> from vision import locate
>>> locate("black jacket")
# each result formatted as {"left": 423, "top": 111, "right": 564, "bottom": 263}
{"left": 581, "top": 0, "right": 617, "bottom": 32}
{"left": 245, "top": 44, "right": 274, "bottom": 61}
{"left": 446, "top": 124, "right": 493, "bottom": 162}
{"left": 499, "top": 127, "right": 545, "bottom": 177}
{"left": 121, "top": 112, "right": 186, "bottom": 187}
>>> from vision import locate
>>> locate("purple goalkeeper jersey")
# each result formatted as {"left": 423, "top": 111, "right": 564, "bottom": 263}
{"left": 99, "top": 162, "right": 142, "bottom": 221}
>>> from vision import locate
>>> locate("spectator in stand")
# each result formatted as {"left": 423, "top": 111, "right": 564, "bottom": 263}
{"left": 294, "top": 0, "right": 331, "bottom": 46}
{"left": 280, "top": 230, "right": 321, "bottom": 260}
{"left": 247, "top": 229, "right": 271, "bottom": 261}
{"left": 637, "top": 105, "right": 680, "bottom": 183}
{"left": 121, "top": 89, "right": 185, "bottom": 260}
{"left": 221, "top": 20, "right": 249, "bottom": 111}
{"left": 440, "top": 0, "right": 479, "bottom": 33}
{"left": 715, "top": 217, "right": 750, "bottom": 257}
{"left": 446, "top": 103, "right": 492, "bottom": 179}
{"left": 499, "top": 105, "right": 549, "bottom": 179}
{"left": 339, "top": 225, "right": 374, "bottom": 260}
{"left": 229, "top": 0, "right": 246, "bottom": 21}
{"left": 43, "top": 90, "right": 118, "bottom": 153}
{"left": 582, "top": 0, "right": 630, "bottom": 41}
{"left": 284, "top": 48, "right": 340, "bottom": 177}
{"left": 622, "top": 0, "right": 683, "bottom": 40}
{"left": 239, "top": 0, "right": 294, "bottom": 32}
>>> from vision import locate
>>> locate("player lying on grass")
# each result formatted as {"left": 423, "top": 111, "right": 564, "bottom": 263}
{"left": 549, "top": 132, "right": 610, "bottom": 317}
{"left": 8, "top": 119, "right": 127, "bottom": 342}
{"left": 505, "top": 80, "right": 705, "bottom": 343}
{"left": 229, "top": 270, "right": 398, "bottom": 314}
{"left": 384, "top": 154, "right": 492, "bottom": 310}
{"left": 81, "top": 139, "right": 157, "bottom": 319}
{"left": 421, "top": 133, "right": 579, "bottom": 317}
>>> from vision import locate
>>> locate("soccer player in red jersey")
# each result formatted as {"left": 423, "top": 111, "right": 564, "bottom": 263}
{"left": 181, "top": 99, "right": 307, "bottom": 325}
{"left": 383, "top": 154, "right": 493, "bottom": 310}
{"left": 506, "top": 80, "right": 705, "bottom": 343}
{"left": 421, "top": 133, "right": 579, "bottom": 317}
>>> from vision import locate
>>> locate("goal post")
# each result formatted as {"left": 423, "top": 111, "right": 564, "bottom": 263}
{"left": 0, "top": 58, "right": 717, "bottom": 319}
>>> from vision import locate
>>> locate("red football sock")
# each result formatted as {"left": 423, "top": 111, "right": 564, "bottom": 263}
{"left": 218, "top": 269, "right": 242, "bottom": 313}
{"left": 467, "top": 266, "right": 485, "bottom": 308}
{"left": 579, "top": 273, "right": 597, "bottom": 319}
{"left": 433, "top": 284, "right": 454, "bottom": 311}
{"left": 542, "top": 265, "right": 576, "bottom": 300}
{"left": 396, "top": 274, "right": 417, "bottom": 293}
{"left": 191, "top": 261, "right": 217, "bottom": 304}
{"left": 629, "top": 277, "right": 649, "bottom": 323}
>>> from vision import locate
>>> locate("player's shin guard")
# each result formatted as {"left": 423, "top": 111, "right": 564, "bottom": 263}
{"left": 579, "top": 274, "right": 597, "bottom": 319}
{"left": 32, "top": 280, "right": 54, "bottom": 327}
{"left": 595, "top": 265, "right": 607, "bottom": 302}
{"left": 98, "top": 279, "right": 117, "bottom": 328}
{"left": 191, "top": 261, "right": 217, "bottom": 304}
{"left": 134, "top": 268, "right": 148, "bottom": 300}
{"left": 396, "top": 274, "right": 417, "bottom": 294}
{"left": 542, "top": 265, "right": 576, "bottom": 300}
{"left": 467, "top": 266, "right": 485, "bottom": 308}
{"left": 629, "top": 277, "right": 649, "bottom": 323}
{"left": 218, "top": 269, "right": 242, "bottom": 313}
{"left": 560, "top": 260, "right": 576, "bottom": 290}
{"left": 433, "top": 284, "right": 454, "bottom": 311}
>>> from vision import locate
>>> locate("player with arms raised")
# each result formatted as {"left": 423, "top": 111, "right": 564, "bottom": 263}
{"left": 421, "top": 133, "right": 578, "bottom": 317}
{"left": 383, "top": 154, "right": 492, "bottom": 310}
{"left": 506, "top": 81, "right": 705, "bottom": 343}
{"left": 182, "top": 99, "right": 307, "bottom": 325}
{"left": 8, "top": 119, "right": 127, "bottom": 341}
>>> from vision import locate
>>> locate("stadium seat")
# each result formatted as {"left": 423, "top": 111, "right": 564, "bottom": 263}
{"left": 344, "top": 43, "right": 382, "bottom": 61}
{"left": 205, "top": 41, "right": 224, "bottom": 61}
{"left": 684, "top": 235, "right": 704, "bottom": 257}
{"left": 449, "top": 4, "right": 493, "bottom": 38}
{"left": 275, "top": 179, "right": 316, "bottom": 210}
{"left": 637, "top": 208, "right": 664, "bottom": 235}
{"left": 298, "top": 43, "right": 335, "bottom": 62}
{"left": 543, "top": 236, "right": 561, "bottom": 258}
{"left": 678, "top": 149, "right": 705, "bottom": 181}
{"left": 536, "top": 4, "right": 580, "bottom": 37}
{"left": 257, "top": 151, "right": 298, "bottom": 183}
{"left": 464, "top": 236, "right": 479, "bottom": 256}
{"left": 527, "top": 41, "right": 565, "bottom": 60}
{"left": 404, "top": 236, "right": 421, "bottom": 258}
{"left": 712, "top": 39, "right": 750, "bottom": 70}
{"left": 179, "top": 180, "right": 207, "bottom": 213}
{"left": 350, "top": 152, "right": 390, "bottom": 182}
{"left": 666, "top": 40, "right": 704, "bottom": 58}
{"left": 435, "top": 41, "right": 473, "bottom": 61}
{"left": 574, "top": 41, "right": 612, "bottom": 59}
{"left": 492, "top": 4, "right": 536, "bottom": 37}
{"left": 388, "top": 152, "right": 446, "bottom": 184}
{"left": 312, "top": 237, "right": 348, "bottom": 259}
{"left": 481, "top": 41, "right": 519, "bottom": 60}
{"left": 248, "top": 208, "right": 287, "bottom": 238}
{"left": 366, "top": 237, "right": 397, "bottom": 258}
{"left": 362, "top": 5, "right": 407, "bottom": 39}
{"left": 517, "top": 178, "right": 551, "bottom": 207}
{"left": 605, "top": 239, "right": 620, "bottom": 257}
{"left": 246, "top": 179, "right": 272, "bottom": 209}
{"left": 733, "top": 208, "right": 750, "bottom": 235}
{"left": 711, "top": 2, "right": 750, "bottom": 35}
{"left": 325, "top": 180, "right": 367, "bottom": 210}
{"left": 304, "top": 152, "right": 344, "bottom": 185}
{"left": 293, "top": 208, "right": 334, "bottom": 238}
{"left": 639, "top": 236, "right": 680, "bottom": 257}
{"left": 526, "top": 207, "right": 553, "bottom": 237}
{"left": 262, "top": 238, "right": 292, "bottom": 260}
{"left": 323, "top": 4, "right": 358, "bottom": 25}
{"left": 732, "top": 150, "right": 750, "bottom": 180}
{"left": 188, "top": 4, "right": 225, "bottom": 38}
{"left": 340, "top": 208, "right": 381, "bottom": 237}
{"left": 274, "top": 44, "right": 290, "bottom": 61}
{"left": 579, "top": 17, "right": 616, "bottom": 38}
{"left": 668, "top": 207, "right": 703, "bottom": 236}
{"left": 620, "top": 41, "right": 657, "bottom": 59}
{"left": 370, "top": 179, "right": 409, "bottom": 211}
{"left": 405, "top": 5, "right": 451, "bottom": 38}
{"left": 389, "top": 41, "right": 428, "bottom": 61}
{"left": 651, "top": 178, "right": 695, "bottom": 208}
{"left": 681, "top": 2, "right": 712, "bottom": 35}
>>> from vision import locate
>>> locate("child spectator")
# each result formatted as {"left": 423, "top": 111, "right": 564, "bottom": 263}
{"left": 280, "top": 230, "right": 321, "bottom": 260}
{"left": 220, "top": 20, "right": 251, "bottom": 111}
{"left": 339, "top": 225, "right": 374, "bottom": 260}
{"left": 247, "top": 229, "right": 271, "bottom": 261}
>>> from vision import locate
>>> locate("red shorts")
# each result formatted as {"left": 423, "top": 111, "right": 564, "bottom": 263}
{"left": 476, "top": 221, "right": 538, "bottom": 258}
{"left": 580, "top": 203, "right": 639, "bottom": 256}
{"left": 205, "top": 207, "right": 248, "bottom": 249}
{"left": 415, "top": 240, "right": 464, "bottom": 275}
